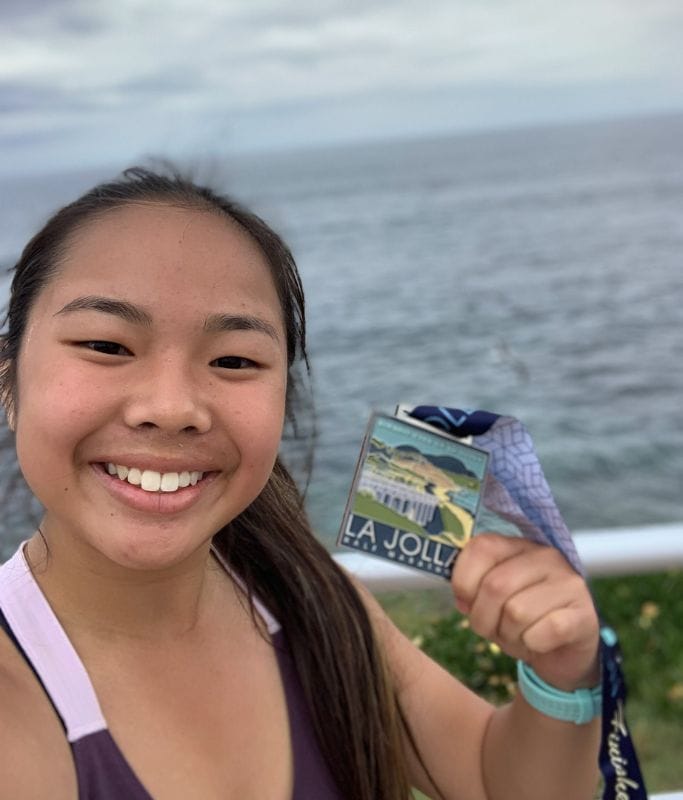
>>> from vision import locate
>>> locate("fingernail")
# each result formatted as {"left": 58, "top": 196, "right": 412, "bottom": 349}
{"left": 455, "top": 597, "right": 470, "bottom": 615}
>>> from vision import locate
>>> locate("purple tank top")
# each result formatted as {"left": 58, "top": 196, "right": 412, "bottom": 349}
{"left": 0, "top": 544, "right": 342, "bottom": 799}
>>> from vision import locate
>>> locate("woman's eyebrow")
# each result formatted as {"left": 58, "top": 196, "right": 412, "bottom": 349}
{"left": 203, "top": 313, "right": 281, "bottom": 342}
{"left": 54, "top": 296, "right": 280, "bottom": 341}
{"left": 55, "top": 296, "right": 152, "bottom": 326}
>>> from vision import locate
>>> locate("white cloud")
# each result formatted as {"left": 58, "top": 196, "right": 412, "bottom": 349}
{"left": 0, "top": 0, "right": 682, "bottom": 171}
{"left": 3, "top": 1, "right": 681, "bottom": 93}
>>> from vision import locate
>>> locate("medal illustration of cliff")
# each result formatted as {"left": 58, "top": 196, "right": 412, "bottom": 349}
{"left": 339, "top": 414, "right": 489, "bottom": 577}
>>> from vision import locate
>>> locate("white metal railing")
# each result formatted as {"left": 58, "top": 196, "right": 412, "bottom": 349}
{"left": 335, "top": 522, "right": 683, "bottom": 800}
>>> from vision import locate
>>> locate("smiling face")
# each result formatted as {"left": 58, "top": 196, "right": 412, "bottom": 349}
{"left": 13, "top": 202, "right": 288, "bottom": 570}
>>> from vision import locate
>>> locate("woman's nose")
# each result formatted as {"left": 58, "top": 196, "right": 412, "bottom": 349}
{"left": 122, "top": 359, "right": 212, "bottom": 435}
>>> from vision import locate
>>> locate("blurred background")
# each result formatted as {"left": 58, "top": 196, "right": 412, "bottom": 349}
{"left": 1, "top": 0, "right": 682, "bottom": 552}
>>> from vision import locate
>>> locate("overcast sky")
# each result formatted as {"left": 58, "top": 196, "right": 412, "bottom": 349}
{"left": 2, "top": 0, "right": 683, "bottom": 175}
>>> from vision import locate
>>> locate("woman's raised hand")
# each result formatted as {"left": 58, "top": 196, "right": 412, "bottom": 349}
{"left": 452, "top": 533, "right": 600, "bottom": 691}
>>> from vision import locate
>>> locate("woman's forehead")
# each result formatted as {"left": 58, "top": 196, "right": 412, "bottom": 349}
{"left": 24, "top": 203, "right": 286, "bottom": 336}
{"left": 65, "top": 202, "right": 262, "bottom": 263}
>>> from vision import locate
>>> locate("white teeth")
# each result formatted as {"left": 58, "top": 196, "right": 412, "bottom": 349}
{"left": 160, "top": 472, "right": 179, "bottom": 492}
{"left": 105, "top": 463, "right": 205, "bottom": 493}
{"left": 141, "top": 470, "right": 161, "bottom": 492}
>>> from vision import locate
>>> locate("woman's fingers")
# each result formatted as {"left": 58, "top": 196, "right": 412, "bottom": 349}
{"left": 462, "top": 550, "right": 560, "bottom": 640}
{"left": 452, "top": 533, "right": 534, "bottom": 612}
{"left": 495, "top": 579, "right": 585, "bottom": 656}
{"left": 451, "top": 533, "right": 600, "bottom": 689}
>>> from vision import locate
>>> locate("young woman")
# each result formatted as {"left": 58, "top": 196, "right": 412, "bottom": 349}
{"left": 0, "top": 168, "right": 601, "bottom": 799}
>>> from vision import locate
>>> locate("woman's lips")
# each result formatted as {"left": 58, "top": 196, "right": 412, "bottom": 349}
{"left": 91, "top": 462, "right": 218, "bottom": 515}
{"left": 104, "top": 462, "right": 205, "bottom": 492}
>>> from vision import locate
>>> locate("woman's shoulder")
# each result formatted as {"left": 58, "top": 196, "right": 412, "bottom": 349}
{"left": 0, "top": 626, "right": 77, "bottom": 799}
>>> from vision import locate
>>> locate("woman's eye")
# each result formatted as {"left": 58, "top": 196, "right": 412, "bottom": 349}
{"left": 211, "top": 356, "right": 256, "bottom": 370}
{"left": 81, "top": 341, "right": 131, "bottom": 356}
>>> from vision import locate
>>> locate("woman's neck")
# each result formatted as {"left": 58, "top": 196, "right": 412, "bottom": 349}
{"left": 24, "top": 531, "right": 234, "bottom": 646}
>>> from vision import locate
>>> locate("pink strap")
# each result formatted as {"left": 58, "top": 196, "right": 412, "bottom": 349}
{"left": 0, "top": 542, "right": 282, "bottom": 744}
{"left": 0, "top": 544, "right": 107, "bottom": 742}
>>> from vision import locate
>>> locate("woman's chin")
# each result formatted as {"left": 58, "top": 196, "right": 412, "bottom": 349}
{"left": 84, "top": 528, "right": 214, "bottom": 574}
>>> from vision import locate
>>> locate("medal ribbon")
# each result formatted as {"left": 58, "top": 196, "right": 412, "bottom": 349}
{"left": 408, "top": 405, "right": 648, "bottom": 800}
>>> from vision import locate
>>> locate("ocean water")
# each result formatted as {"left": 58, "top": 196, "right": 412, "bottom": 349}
{"left": 1, "top": 112, "right": 682, "bottom": 555}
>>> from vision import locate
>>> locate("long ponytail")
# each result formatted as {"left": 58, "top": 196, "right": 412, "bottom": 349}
{"left": 215, "top": 459, "right": 414, "bottom": 799}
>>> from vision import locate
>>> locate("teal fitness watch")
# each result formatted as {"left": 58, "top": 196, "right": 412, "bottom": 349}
{"left": 516, "top": 660, "right": 602, "bottom": 724}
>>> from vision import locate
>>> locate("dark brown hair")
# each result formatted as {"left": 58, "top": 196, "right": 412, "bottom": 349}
{"left": 0, "top": 167, "right": 414, "bottom": 799}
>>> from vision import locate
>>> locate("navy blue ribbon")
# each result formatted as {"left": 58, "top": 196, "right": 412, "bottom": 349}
{"left": 599, "top": 627, "right": 648, "bottom": 799}
{"left": 408, "top": 405, "right": 648, "bottom": 800}
{"left": 409, "top": 405, "right": 498, "bottom": 437}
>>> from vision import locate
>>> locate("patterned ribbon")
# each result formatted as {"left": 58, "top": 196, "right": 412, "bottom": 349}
{"left": 408, "top": 405, "right": 648, "bottom": 800}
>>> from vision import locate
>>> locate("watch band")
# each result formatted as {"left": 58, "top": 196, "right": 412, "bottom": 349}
{"left": 516, "top": 660, "right": 602, "bottom": 724}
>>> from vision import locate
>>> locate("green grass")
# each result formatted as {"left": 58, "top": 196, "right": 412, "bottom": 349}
{"left": 379, "top": 570, "right": 683, "bottom": 795}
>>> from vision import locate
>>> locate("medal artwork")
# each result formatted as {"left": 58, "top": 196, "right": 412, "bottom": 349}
{"left": 338, "top": 413, "right": 489, "bottom": 577}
